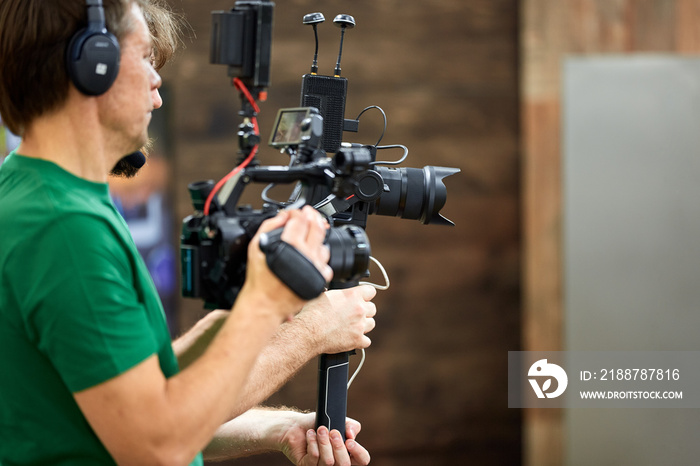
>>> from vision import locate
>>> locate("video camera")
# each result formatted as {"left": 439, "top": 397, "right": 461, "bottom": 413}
{"left": 180, "top": 0, "right": 459, "bottom": 438}
{"left": 181, "top": 106, "right": 376, "bottom": 306}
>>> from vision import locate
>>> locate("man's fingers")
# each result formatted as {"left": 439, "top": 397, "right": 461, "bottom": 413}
{"left": 359, "top": 335, "right": 372, "bottom": 349}
{"left": 330, "top": 430, "right": 351, "bottom": 466}
{"left": 301, "top": 429, "right": 320, "bottom": 466}
{"left": 257, "top": 210, "right": 290, "bottom": 234}
{"left": 280, "top": 206, "right": 325, "bottom": 245}
{"left": 345, "top": 419, "right": 361, "bottom": 440}
{"left": 365, "top": 302, "right": 377, "bottom": 318}
{"left": 279, "top": 207, "right": 332, "bottom": 283}
{"left": 300, "top": 206, "right": 331, "bottom": 274}
{"left": 316, "top": 426, "right": 334, "bottom": 464}
{"left": 303, "top": 205, "right": 329, "bottom": 246}
{"left": 280, "top": 209, "right": 310, "bottom": 245}
{"left": 365, "top": 317, "right": 376, "bottom": 334}
{"left": 360, "top": 284, "right": 377, "bottom": 301}
{"left": 346, "top": 438, "right": 371, "bottom": 466}
{"left": 250, "top": 211, "right": 290, "bottom": 258}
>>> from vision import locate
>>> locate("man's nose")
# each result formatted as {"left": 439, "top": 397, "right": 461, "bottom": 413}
{"left": 152, "top": 88, "right": 163, "bottom": 110}
{"left": 150, "top": 67, "right": 163, "bottom": 109}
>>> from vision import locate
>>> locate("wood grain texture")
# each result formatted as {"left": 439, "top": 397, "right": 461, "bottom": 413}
{"left": 521, "top": 1, "right": 700, "bottom": 464}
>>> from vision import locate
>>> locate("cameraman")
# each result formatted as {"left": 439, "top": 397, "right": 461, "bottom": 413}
{"left": 0, "top": 1, "right": 375, "bottom": 465}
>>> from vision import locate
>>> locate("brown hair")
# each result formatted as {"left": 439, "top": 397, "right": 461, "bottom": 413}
{"left": 143, "top": 0, "right": 187, "bottom": 72}
{"left": 0, "top": 0, "right": 182, "bottom": 136}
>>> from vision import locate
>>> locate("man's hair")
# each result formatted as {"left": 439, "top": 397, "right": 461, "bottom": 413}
{"left": 0, "top": 0, "right": 182, "bottom": 137}
{"left": 143, "top": 0, "right": 187, "bottom": 72}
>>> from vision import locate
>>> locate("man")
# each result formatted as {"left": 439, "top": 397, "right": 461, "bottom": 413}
{"left": 0, "top": 1, "right": 376, "bottom": 464}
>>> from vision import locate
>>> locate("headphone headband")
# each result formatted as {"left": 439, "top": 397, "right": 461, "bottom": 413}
{"left": 86, "top": 0, "right": 106, "bottom": 31}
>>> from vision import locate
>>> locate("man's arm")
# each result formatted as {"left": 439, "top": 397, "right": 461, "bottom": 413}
{"left": 74, "top": 208, "right": 332, "bottom": 466}
{"left": 172, "top": 309, "right": 229, "bottom": 370}
{"left": 172, "top": 285, "right": 377, "bottom": 417}
{"left": 203, "top": 408, "right": 370, "bottom": 465}
{"left": 232, "top": 286, "right": 377, "bottom": 416}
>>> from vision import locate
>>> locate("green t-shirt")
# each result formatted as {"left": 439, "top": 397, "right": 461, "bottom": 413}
{"left": 0, "top": 153, "right": 203, "bottom": 465}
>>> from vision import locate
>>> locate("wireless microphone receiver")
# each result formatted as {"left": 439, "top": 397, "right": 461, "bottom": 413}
{"left": 300, "top": 14, "right": 356, "bottom": 154}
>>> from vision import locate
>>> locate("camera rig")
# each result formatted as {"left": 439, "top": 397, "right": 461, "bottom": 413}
{"left": 181, "top": 0, "right": 459, "bottom": 440}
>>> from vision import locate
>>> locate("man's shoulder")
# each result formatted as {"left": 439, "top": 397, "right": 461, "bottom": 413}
{"left": 0, "top": 184, "right": 124, "bottom": 277}
{"left": 0, "top": 154, "right": 117, "bottom": 232}
{"left": 0, "top": 153, "right": 111, "bottom": 207}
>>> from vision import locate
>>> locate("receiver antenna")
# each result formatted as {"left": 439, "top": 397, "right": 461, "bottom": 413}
{"left": 333, "top": 14, "right": 355, "bottom": 77}
{"left": 303, "top": 12, "right": 325, "bottom": 74}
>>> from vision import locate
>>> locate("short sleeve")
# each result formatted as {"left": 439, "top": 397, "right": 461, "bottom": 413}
{"left": 12, "top": 213, "right": 158, "bottom": 392}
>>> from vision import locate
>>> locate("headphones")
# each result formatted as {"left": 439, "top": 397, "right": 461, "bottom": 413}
{"left": 66, "top": 0, "right": 121, "bottom": 96}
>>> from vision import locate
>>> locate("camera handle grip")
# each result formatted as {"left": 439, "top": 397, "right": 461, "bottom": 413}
{"left": 314, "top": 279, "right": 358, "bottom": 442}
{"left": 258, "top": 232, "right": 326, "bottom": 300}
{"left": 316, "top": 351, "right": 351, "bottom": 440}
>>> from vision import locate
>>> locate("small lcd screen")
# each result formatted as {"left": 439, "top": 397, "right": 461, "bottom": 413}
{"left": 269, "top": 108, "right": 309, "bottom": 147}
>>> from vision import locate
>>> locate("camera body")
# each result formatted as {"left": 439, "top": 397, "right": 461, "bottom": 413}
{"left": 181, "top": 194, "right": 274, "bottom": 308}
{"left": 181, "top": 107, "right": 375, "bottom": 308}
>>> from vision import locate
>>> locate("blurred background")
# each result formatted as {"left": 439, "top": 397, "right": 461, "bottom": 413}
{"left": 6, "top": 0, "right": 700, "bottom": 464}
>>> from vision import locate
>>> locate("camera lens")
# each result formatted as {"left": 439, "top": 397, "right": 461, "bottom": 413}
{"left": 371, "top": 166, "right": 459, "bottom": 225}
{"left": 327, "top": 225, "right": 371, "bottom": 282}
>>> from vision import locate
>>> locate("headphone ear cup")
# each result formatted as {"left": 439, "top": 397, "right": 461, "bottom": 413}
{"left": 66, "top": 29, "right": 120, "bottom": 96}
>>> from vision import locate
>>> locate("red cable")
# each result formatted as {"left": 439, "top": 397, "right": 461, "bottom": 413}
{"left": 203, "top": 78, "right": 260, "bottom": 216}
{"left": 233, "top": 78, "right": 261, "bottom": 114}
{"left": 202, "top": 147, "right": 258, "bottom": 216}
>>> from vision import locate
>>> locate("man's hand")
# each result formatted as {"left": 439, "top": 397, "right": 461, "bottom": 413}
{"left": 203, "top": 409, "right": 370, "bottom": 465}
{"left": 296, "top": 286, "right": 377, "bottom": 355}
{"left": 280, "top": 413, "right": 370, "bottom": 466}
{"left": 245, "top": 206, "right": 333, "bottom": 321}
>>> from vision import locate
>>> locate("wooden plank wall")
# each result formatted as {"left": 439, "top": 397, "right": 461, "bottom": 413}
{"left": 161, "top": 0, "right": 521, "bottom": 464}
{"left": 521, "top": 1, "right": 700, "bottom": 465}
